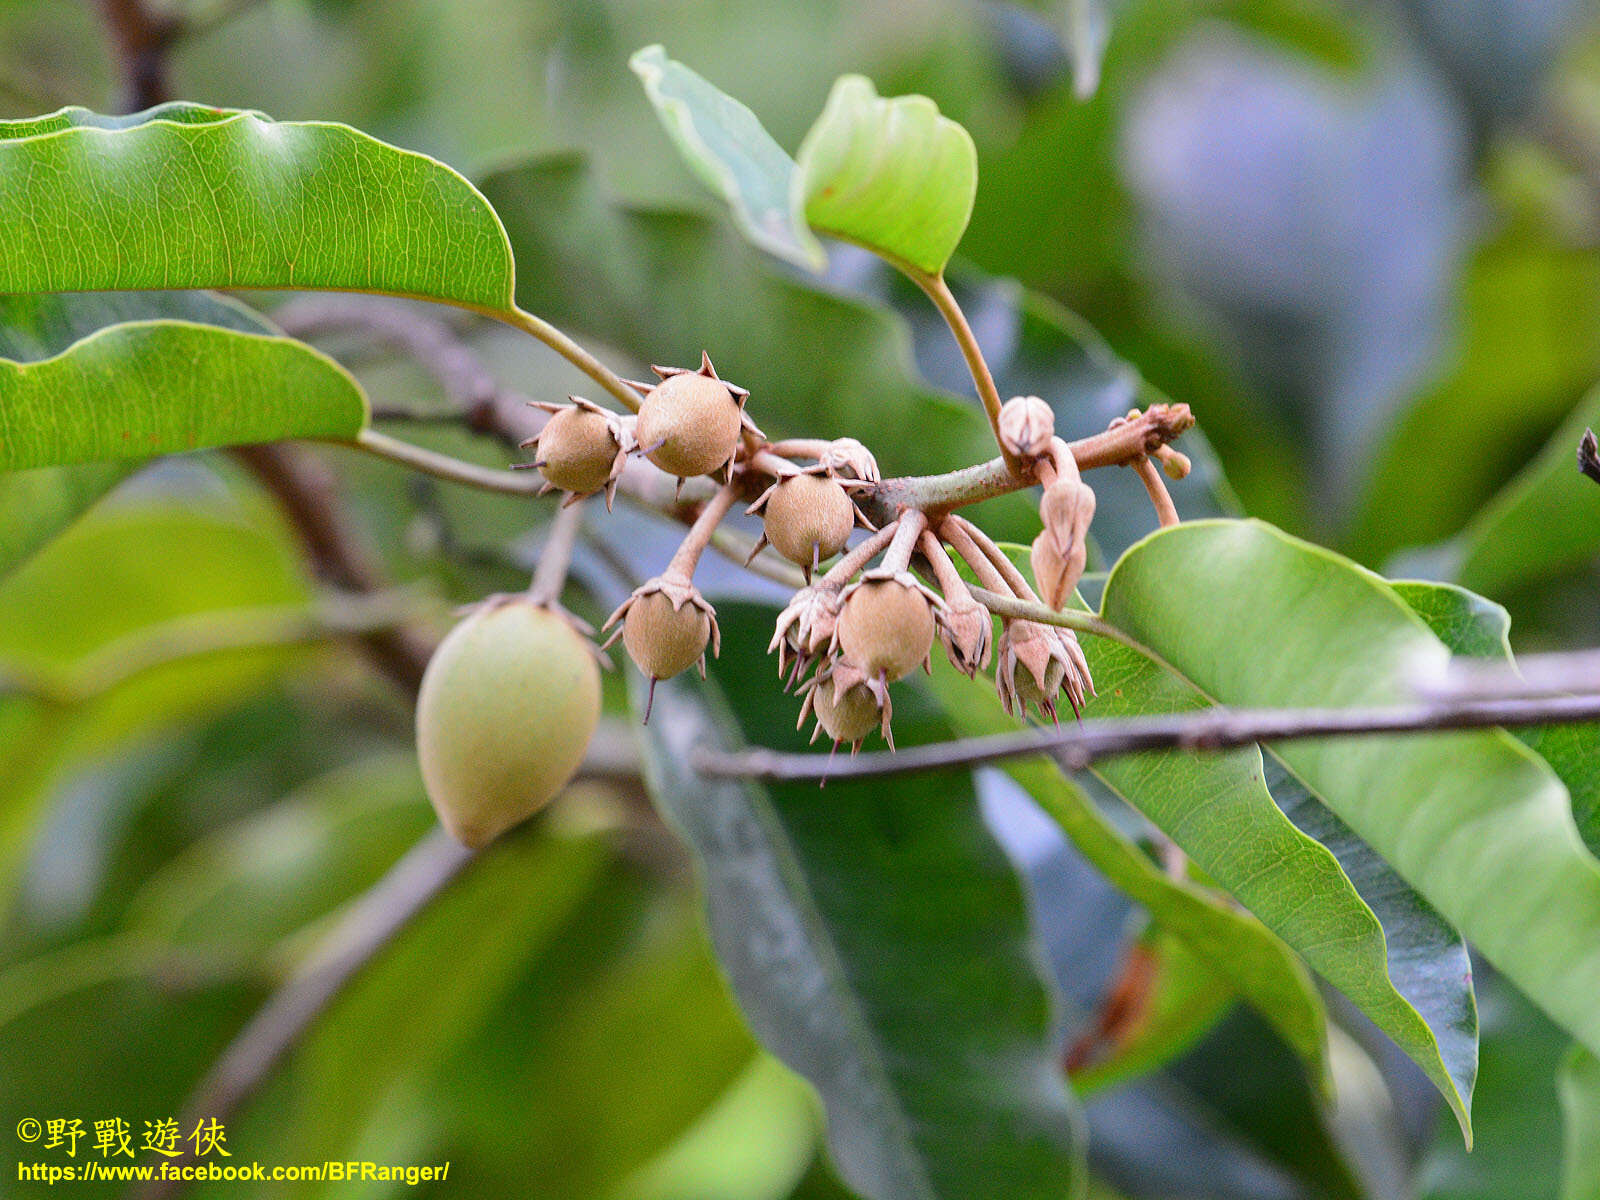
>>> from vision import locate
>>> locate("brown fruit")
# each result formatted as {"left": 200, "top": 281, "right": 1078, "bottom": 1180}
{"left": 837, "top": 576, "right": 935, "bottom": 682}
{"left": 416, "top": 600, "right": 600, "bottom": 848}
{"left": 635, "top": 372, "right": 743, "bottom": 479}
{"left": 533, "top": 404, "right": 623, "bottom": 494}
{"left": 622, "top": 589, "right": 712, "bottom": 680}
{"left": 762, "top": 474, "right": 855, "bottom": 567}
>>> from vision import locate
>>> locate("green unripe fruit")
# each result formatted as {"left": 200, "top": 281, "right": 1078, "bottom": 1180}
{"left": 635, "top": 372, "right": 742, "bottom": 478}
{"left": 416, "top": 600, "right": 600, "bottom": 848}
{"left": 623, "top": 591, "right": 711, "bottom": 680}
{"left": 536, "top": 405, "right": 622, "bottom": 494}
{"left": 813, "top": 680, "right": 881, "bottom": 744}
{"left": 764, "top": 474, "right": 854, "bottom": 566}
{"left": 838, "top": 579, "right": 935, "bottom": 682}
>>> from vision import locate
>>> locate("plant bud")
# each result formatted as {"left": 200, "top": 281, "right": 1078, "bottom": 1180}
{"left": 999, "top": 395, "right": 1055, "bottom": 459}
{"left": 521, "top": 398, "right": 629, "bottom": 502}
{"left": 937, "top": 594, "right": 994, "bottom": 677}
{"left": 754, "top": 473, "right": 855, "bottom": 569}
{"left": 836, "top": 573, "right": 938, "bottom": 683}
{"left": 416, "top": 598, "right": 601, "bottom": 848}
{"left": 603, "top": 576, "right": 719, "bottom": 689}
{"left": 633, "top": 358, "right": 747, "bottom": 480}
{"left": 1033, "top": 478, "right": 1096, "bottom": 608}
{"left": 770, "top": 584, "right": 843, "bottom": 682}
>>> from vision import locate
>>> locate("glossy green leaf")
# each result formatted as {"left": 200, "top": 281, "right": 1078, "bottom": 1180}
{"left": 1076, "top": 630, "right": 1474, "bottom": 1133}
{"left": 927, "top": 663, "right": 1329, "bottom": 1087}
{"left": 0, "top": 291, "right": 278, "bottom": 578}
{"left": 634, "top": 601, "right": 1084, "bottom": 1200}
{"left": 1392, "top": 579, "right": 1600, "bottom": 856}
{"left": 1103, "top": 520, "right": 1600, "bottom": 1079}
{"left": 0, "top": 104, "right": 514, "bottom": 309}
{"left": 1562, "top": 1047, "right": 1600, "bottom": 1200}
{"left": 629, "top": 45, "right": 824, "bottom": 271}
{"left": 797, "top": 75, "right": 977, "bottom": 276}
{"left": 0, "top": 320, "right": 369, "bottom": 470}
{"left": 1454, "top": 383, "right": 1600, "bottom": 599}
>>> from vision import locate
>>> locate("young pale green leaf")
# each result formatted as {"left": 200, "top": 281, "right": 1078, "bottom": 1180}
{"left": 927, "top": 663, "right": 1330, "bottom": 1089}
{"left": 797, "top": 75, "right": 977, "bottom": 277}
{"left": 634, "top": 601, "right": 1085, "bottom": 1200}
{"left": 1562, "top": 1047, "right": 1600, "bottom": 1200}
{"left": 1455, "top": 383, "right": 1600, "bottom": 599}
{"left": 0, "top": 105, "right": 514, "bottom": 309}
{"left": 1103, "top": 519, "right": 1600, "bottom": 1080}
{"left": 1391, "top": 580, "right": 1600, "bottom": 857}
{"left": 629, "top": 45, "right": 824, "bottom": 271}
{"left": 0, "top": 320, "right": 369, "bottom": 471}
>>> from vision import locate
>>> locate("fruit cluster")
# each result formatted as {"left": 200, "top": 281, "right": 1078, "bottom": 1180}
{"left": 416, "top": 351, "right": 1193, "bottom": 844}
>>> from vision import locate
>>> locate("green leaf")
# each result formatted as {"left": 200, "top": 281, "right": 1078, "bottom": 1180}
{"left": 0, "top": 290, "right": 279, "bottom": 577}
{"left": 1077, "top": 630, "right": 1475, "bottom": 1133}
{"left": 1392, "top": 579, "right": 1600, "bottom": 856}
{"left": 1562, "top": 1047, "right": 1600, "bottom": 1200}
{"left": 797, "top": 75, "right": 977, "bottom": 277}
{"left": 1454, "top": 383, "right": 1600, "bottom": 599}
{"left": 927, "top": 663, "right": 1329, "bottom": 1088}
{"left": 634, "top": 602, "right": 1085, "bottom": 1200}
{"left": 0, "top": 319, "right": 369, "bottom": 470}
{"left": 629, "top": 45, "right": 824, "bottom": 271}
{"left": 0, "top": 104, "right": 514, "bottom": 309}
{"left": 1102, "top": 520, "right": 1600, "bottom": 1083}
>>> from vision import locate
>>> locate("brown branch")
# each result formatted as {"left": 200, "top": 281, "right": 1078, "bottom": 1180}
{"left": 96, "top": 0, "right": 178, "bottom": 110}
{"left": 234, "top": 445, "right": 436, "bottom": 694}
{"left": 695, "top": 689, "right": 1600, "bottom": 782}
{"left": 136, "top": 830, "right": 476, "bottom": 1200}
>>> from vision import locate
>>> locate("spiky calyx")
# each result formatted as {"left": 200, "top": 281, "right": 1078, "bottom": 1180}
{"left": 995, "top": 619, "right": 1093, "bottom": 722}
{"left": 632, "top": 354, "right": 755, "bottom": 481}
{"left": 603, "top": 576, "right": 720, "bottom": 684}
{"left": 520, "top": 397, "right": 630, "bottom": 507}
{"left": 750, "top": 473, "right": 856, "bottom": 571}
{"left": 415, "top": 598, "right": 601, "bottom": 848}
{"left": 798, "top": 661, "right": 893, "bottom": 750}
{"left": 835, "top": 571, "right": 940, "bottom": 683}
{"left": 937, "top": 594, "right": 995, "bottom": 677}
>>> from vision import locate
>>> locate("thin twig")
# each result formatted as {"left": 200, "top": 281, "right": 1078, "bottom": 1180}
{"left": 527, "top": 501, "right": 584, "bottom": 607}
{"left": 911, "top": 270, "right": 1021, "bottom": 476}
{"left": 0, "top": 592, "right": 429, "bottom": 705}
{"left": 136, "top": 831, "right": 476, "bottom": 1200}
{"left": 352, "top": 427, "right": 547, "bottom": 496}
{"left": 234, "top": 445, "right": 436, "bottom": 693}
{"left": 695, "top": 691, "right": 1600, "bottom": 782}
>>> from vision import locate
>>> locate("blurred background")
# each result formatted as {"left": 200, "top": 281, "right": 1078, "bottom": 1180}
{"left": 3, "top": 0, "right": 1600, "bottom": 1196}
